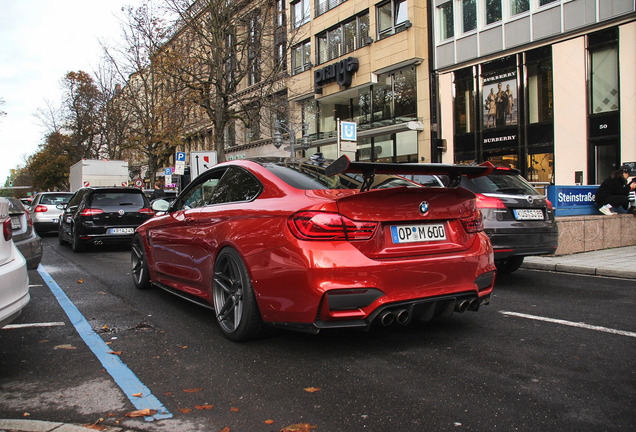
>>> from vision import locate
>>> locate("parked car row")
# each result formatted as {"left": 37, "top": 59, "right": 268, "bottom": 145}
{"left": 1, "top": 157, "right": 557, "bottom": 340}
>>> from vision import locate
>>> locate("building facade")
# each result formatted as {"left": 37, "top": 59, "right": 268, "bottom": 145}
{"left": 226, "top": 0, "right": 436, "bottom": 164}
{"left": 431, "top": 0, "right": 636, "bottom": 186}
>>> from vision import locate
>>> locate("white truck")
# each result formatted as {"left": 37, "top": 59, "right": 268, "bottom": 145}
{"left": 69, "top": 160, "right": 130, "bottom": 192}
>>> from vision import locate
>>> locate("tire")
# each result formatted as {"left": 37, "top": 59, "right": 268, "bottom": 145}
{"left": 71, "top": 227, "right": 86, "bottom": 253}
{"left": 495, "top": 256, "right": 524, "bottom": 274}
{"left": 213, "top": 248, "right": 264, "bottom": 342}
{"left": 58, "top": 225, "right": 66, "bottom": 245}
{"left": 131, "top": 234, "right": 151, "bottom": 290}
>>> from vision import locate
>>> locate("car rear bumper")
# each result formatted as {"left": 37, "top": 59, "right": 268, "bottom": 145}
{"left": 34, "top": 221, "right": 61, "bottom": 232}
{"left": 487, "top": 228, "right": 558, "bottom": 259}
{"left": 249, "top": 232, "right": 496, "bottom": 328}
{"left": 0, "top": 251, "right": 30, "bottom": 328}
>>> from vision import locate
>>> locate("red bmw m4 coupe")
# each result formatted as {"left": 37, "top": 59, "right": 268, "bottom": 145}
{"left": 132, "top": 155, "right": 496, "bottom": 341}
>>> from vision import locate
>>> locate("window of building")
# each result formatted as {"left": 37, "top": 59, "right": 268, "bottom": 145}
{"left": 244, "top": 106, "right": 260, "bottom": 143}
{"left": 373, "top": 66, "right": 417, "bottom": 123}
{"left": 539, "top": 0, "right": 558, "bottom": 6}
{"left": 462, "top": 0, "right": 477, "bottom": 33}
{"left": 316, "top": 12, "right": 370, "bottom": 64}
{"left": 247, "top": 15, "right": 260, "bottom": 86}
{"left": 292, "top": 40, "right": 311, "bottom": 75}
{"left": 300, "top": 98, "right": 318, "bottom": 137}
{"left": 224, "top": 120, "right": 236, "bottom": 148}
{"left": 486, "top": 0, "right": 501, "bottom": 25}
{"left": 527, "top": 55, "right": 553, "bottom": 124}
{"left": 453, "top": 68, "right": 475, "bottom": 134}
{"left": 377, "top": 0, "right": 409, "bottom": 40}
{"left": 589, "top": 46, "right": 619, "bottom": 114}
{"left": 439, "top": 2, "right": 454, "bottom": 40}
{"left": 510, "top": 0, "right": 529, "bottom": 16}
{"left": 292, "top": 0, "right": 310, "bottom": 28}
{"left": 315, "top": 0, "right": 347, "bottom": 17}
{"left": 275, "top": 0, "right": 286, "bottom": 28}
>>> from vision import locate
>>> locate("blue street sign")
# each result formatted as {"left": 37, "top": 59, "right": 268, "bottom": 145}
{"left": 176, "top": 151, "right": 186, "bottom": 162}
{"left": 341, "top": 121, "right": 357, "bottom": 141}
{"left": 164, "top": 167, "right": 172, "bottom": 176}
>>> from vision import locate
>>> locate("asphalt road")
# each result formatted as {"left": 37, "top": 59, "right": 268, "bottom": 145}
{"left": 1, "top": 235, "right": 635, "bottom": 432}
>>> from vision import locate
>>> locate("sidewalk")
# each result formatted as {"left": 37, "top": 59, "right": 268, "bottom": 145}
{"left": 0, "top": 419, "right": 134, "bottom": 432}
{"left": 522, "top": 245, "right": 636, "bottom": 279}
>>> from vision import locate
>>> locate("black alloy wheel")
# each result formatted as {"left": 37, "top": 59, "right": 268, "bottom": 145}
{"left": 212, "top": 248, "right": 264, "bottom": 342}
{"left": 131, "top": 234, "right": 151, "bottom": 290}
{"left": 71, "top": 227, "right": 86, "bottom": 253}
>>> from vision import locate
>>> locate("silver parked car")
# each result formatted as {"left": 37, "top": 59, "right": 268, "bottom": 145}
{"left": 0, "top": 198, "right": 30, "bottom": 328}
{"left": 29, "top": 192, "right": 73, "bottom": 233}
{"left": 6, "top": 197, "right": 42, "bottom": 270}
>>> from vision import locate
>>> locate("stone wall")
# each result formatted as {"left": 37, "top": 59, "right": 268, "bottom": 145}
{"left": 555, "top": 214, "right": 636, "bottom": 255}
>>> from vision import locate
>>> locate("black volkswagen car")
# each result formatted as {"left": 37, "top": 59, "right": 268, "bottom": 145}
{"left": 58, "top": 187, "right": 154, "bottom": 252}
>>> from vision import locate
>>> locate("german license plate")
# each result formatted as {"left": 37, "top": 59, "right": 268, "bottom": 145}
{"left": 10, "top": 216, "right": 21, "bottom": 230}
{"left": 390, "top": 223, "right": 446, "bottom": 244}
{"left": 110, "top": 227, "right": 134, "bottom": 234}
{"left": 513, "top": 209, "right": 544, "bottom": 220}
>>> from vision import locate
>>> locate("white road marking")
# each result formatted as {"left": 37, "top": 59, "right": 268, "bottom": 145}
{"left": 2, "top": 322, "right": 66, "bottom": 329}
{"left": 500, "top": 311, "right": 636, "bottom": 338}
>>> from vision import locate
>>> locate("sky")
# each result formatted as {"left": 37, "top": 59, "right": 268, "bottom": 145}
{"left": 0, "top": 0, "right": 138, "bottom": 185}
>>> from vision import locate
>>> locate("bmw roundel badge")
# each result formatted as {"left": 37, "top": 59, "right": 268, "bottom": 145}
{"left": 419, "top": 201, "right": 429, "bottom": 215}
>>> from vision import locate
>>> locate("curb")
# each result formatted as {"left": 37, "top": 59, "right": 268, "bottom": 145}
{"left": 0, "top": 419, "right": 128, "bottom": 432}
{"left": 521, "top": 261, "right": 636, "bottom": 279}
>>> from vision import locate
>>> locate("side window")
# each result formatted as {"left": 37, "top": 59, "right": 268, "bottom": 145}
{"left": 210, "top": 166, "right": 263, "bottom": 204}
{"left": 67, "top": 190, "right": 84, "bottom": 208}
{"left": 174, "top": 169, "right": 227, "bottom": 210}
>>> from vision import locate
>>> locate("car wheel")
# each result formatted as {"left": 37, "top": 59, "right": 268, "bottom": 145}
{"left": 131, "top": 234, "right": 151, "bottom": 290}
{"left": 213, "top": 248, "right": 264, "bottom": 342}
{"left": 58, "top": 225, "right": 66, "bottom": 245}
{"left": 71, "top": 227, "right": 86, "bottom": 253}
{"left": 495, "top": 256, "right": 524, "bottom": 274}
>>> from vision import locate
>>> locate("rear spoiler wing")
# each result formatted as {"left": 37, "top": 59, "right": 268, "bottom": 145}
{"left": 325, "top": 155, "right": 494, "bottom": 191}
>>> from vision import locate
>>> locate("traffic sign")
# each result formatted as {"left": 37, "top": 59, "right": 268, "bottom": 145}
{"left": 176, "top": 151, "right": 186, "bottom": 162}
{"left": 174, "top": 160, "right": 185, "bottom": 175}
{"left": 164, "top": 167, "right": 172, "bottom": 176}
{"left": 341, "top": 121, "right": 357, "bottom": 141}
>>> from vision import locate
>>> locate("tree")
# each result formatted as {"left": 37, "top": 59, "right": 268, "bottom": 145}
{"left": 159, "top": 0, "right": 293, "bottom": 162}
{"left": 25, "top": 132, "right": 74, "bottom": 191}
{"left": 103, "top": 3, "right": 186, "bottom": 187}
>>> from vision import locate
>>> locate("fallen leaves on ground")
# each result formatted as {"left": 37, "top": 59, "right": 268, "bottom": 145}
{"left": 109, "top": 351, "right": 122, "bottom": 355}
{"left": 124, "top": 408, "right": 157, "bottom": 418}
{"left": 132, "top": 393, "right": 143, "bottom": 397}
{"left": 83, "top": 418, "right": 105, "bottom": 430}
{"left": 265, "top": 419, "right": 275, "bottom": 425}
{"left": 280, "top": 423, "right": 317, "bottom": 432}
{"left": 220, "top": 428, "right": 231, "bottom": 432}
{"left": 230, "top": 407, "right": 239, "bottom": 412}
{"left": 77, "top": 279, "right": 83, "bottom": 284}
{"left": 304, "top": 387, "right": 321, "bottom": 393}
{"left": 54, "top": 344, "right": 76, "bottom": 350}
{"left": 179, "top": 408, "right": 192, "bottom": 414}
{"left": 195, "top": 404, "right": 214, "bottom": 410}
{"left": 183, "top": 388, "right": 203, "bottom": 393}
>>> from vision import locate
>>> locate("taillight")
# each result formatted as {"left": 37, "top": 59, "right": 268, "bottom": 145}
{"left": 461, "top": 210, "right": 484, "bottom": 233}
{"left": 3, "top": 217, "right": 12, "bottom": 241}
{"left": 25, "top": 210, "right": 34, "bottom": 228}
{"left": 34, "top": 205, "right": 48, "bottom": 213}
{"left": 475, "top": 193, "right": 506, "bottom": 209}
{"left": 79, "top": 208, "right": 104, "bottom": 216}
{"left": 288, "top": 211, "right": 378, "bottom": 241}
{"left": 139, "top": 208, "right": 155, "bottom": 215}
{"left": 546, "top": 199, "right": 553, "bottom": 211}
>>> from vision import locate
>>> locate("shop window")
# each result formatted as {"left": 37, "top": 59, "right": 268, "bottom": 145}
{"left": 291, "top": 0, "right": 310, "bottom": 29}
{"left": 316, "top": 13, "right": 370, "bottom": 64}
{"left": 527, "top": 59, "right": 553, "bottom": 124}
{"left": 482, "top": 78, "right": 516, "bottom": 129}
{"left": 292, "top": 40, "right": 311, "bottom": 75}
{"left": 527, "top": 153, "right": 553, "bottom": 184}
{"left": 510, "top": 0, "right": 529, "bottom": 16}
{"left": 377, "top": 0, "right": 409, "bottom": 40}
{"left": 438, "top": 2, "right": 454, "bottom": 40}
{"left": 353, "top": 87, "right": 371, "bottom": 125}
{"left": 486, "top": 0, "right": 501, "bottom": 25}
{"left": 453, "top": 69, "right": 475, "bottom": 134}
{"left": 462, "top": 0, "right": 477, "bottom": 33}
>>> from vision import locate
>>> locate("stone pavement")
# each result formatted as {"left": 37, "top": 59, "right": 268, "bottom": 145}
{"left": 2, "top": 247, "right": 635, "bottom": 432}
{"left": 522, "top": 245, "right": 636, "bottom": 279}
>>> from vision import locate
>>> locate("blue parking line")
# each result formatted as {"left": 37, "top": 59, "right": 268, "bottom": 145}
{"left": 37, "top": 265, "right": 172, "bottom": 421}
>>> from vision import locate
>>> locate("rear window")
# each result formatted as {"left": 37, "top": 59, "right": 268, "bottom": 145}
{"left": 40, "top": 194, "right": 72, "bottom": 205}
{"left": 88, "top": 191, "right": 147, "bottom": 208}
{"left": 263, "top": 161, "right": 419, "bottom": 190}
{"left": 461, "top": 173, "right": 538, "bottom": 195}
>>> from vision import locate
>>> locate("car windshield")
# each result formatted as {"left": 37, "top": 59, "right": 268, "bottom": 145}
{"left": 462, "top": 172, "right": 538, "bottom": 195}
{"left": 89, "top": 191, "right": 146, "bottom": 208}
{"left": 262, "top": 160, "right": 419, "bottom": 190}
{"left": 40, "top": 194, "right": 72, "bottom": 205}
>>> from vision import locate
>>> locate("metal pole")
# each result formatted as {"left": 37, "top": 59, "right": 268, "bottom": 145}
{"left": 337, "top": 118, "right": 341, "bottom": 158}
{"left": 290, "top": 121, "right": 295, "bottom": 157}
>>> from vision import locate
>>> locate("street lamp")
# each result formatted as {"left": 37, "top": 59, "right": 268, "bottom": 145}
{"left": 272, "top": 120, "right": 311, "bottom": 157}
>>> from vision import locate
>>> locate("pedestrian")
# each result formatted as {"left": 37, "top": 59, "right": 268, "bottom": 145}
{"left": 594, "top": 165, "right": 636, "bottom": 215}
{"left": 151, "top": 183, "right": 166, "bottom": 201}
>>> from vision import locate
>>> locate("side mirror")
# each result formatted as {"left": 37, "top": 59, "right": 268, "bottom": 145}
{"left": 151, "top": 199, "right": 170, "bottom": 213}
